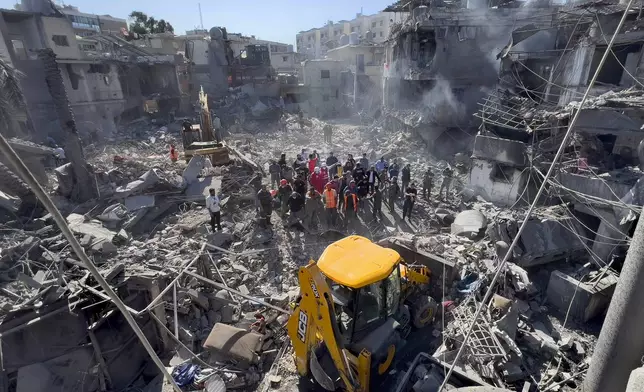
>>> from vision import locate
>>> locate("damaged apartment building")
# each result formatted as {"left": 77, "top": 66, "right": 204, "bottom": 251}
{"left": 469, "top": 0, "right": 644, "bottom": 278}
{"left": 382, "top": 0, "right": 559, "bottom": 156}
{"left": 1, "top": 0, "right": 187, "bottom": 142}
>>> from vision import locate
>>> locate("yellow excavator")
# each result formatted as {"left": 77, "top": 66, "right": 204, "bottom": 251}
{"left": 181, "top": 87, "right": 230, "bottom": 165}
{"left": 287, "top": 235, "right": 439, "bottom": 392}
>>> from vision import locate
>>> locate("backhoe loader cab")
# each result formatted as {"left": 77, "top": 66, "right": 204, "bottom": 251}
{"left": 287, "top": 236, "right": 438, "bottom": 392}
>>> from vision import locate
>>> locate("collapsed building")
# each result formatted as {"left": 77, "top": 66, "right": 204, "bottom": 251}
{"left": 382, "top": 1, "right": 561, "bottom": 157}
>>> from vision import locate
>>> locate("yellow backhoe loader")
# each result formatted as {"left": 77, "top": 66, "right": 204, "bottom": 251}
{"left": 287, "top": 235, "right": 439, "bottom": 392}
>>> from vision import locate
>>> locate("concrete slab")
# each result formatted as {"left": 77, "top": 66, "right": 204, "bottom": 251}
{"left": 16, "top": 347, "right": 98, "bottom": 392}
{"left": 451, "top": 210, "right": 487, "bottom": 238}
{"left": 125, "top": 195, "right": 156, "bottom": 211}
{"left": 547, "top": 269, "right": 618, "bottom": 322}
{"left": 67, "top": 213, "right": 116, "bottom": 243}
{"left": 184, "top": 175, "right": 222, "bottom": 203}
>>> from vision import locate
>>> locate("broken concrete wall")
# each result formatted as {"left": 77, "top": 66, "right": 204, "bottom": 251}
{"left": 469, "top": 159, "right": 528, "bottom": 206}
{"left": 472, "top": 135, "right": 528, "bottom": 166}
{"left": 490, "top": 215, "right": 586, "bottom": 266}
{"left": 0, "top": 278, "right": 166, "bottom": 392}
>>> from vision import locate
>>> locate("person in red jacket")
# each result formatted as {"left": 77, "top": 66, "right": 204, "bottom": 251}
{"left": 320, "top": 164, "right": 329, "bottom": 187}
{"left": 309, "top": 167, "right": 325, "bottom": 193}
{"left": 308, "top": 153, "right": 318, "bottom": 174}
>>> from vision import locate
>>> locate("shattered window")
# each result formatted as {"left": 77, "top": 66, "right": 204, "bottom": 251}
{"left": 385, "top": 267, "right": 401, "bottom": 316}
{"left": 354, "top": 282, "right": 385, "bottom": 332}
{"left": 321, "top": 70, "right": 330, "bottom": 79}
{"left": 380, "top": 20, "right": 384, "bottom": 26}
{"left": 323, "top": 95, "right": 330, "bottom": 101}
{"left": 372, "top": 22, "right": 376, "bottom": 28}
{"left": 52, "top": 35, "right": 70, "bottom": 47}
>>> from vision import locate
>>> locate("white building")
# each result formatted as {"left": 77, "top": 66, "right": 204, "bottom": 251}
{"left": 301, "top": 59, "right": 345, "bottom": 118}
{"left": 296, "top": 11, "right": 407, "bottom": 59}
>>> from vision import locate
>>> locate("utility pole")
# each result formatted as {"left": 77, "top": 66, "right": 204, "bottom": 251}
{"left": 582, "top": 212, "right": 644, "bottom": 392}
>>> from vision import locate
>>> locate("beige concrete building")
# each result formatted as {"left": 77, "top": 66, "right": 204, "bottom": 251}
{"left": 300, "top": 59, "right": 345, "bottom": 118}
{"left": 56, "top": 4, "right": 127, "bottom": 36}
{"left": 296, "top": 11, "right": 407, "bottom": 59}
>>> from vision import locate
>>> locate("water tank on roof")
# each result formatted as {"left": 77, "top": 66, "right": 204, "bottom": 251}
{"left": 209, "top": 27, "right": 224, "bottom": 40}
{"left": 412, "top": 5, "right": 429, "bottom": 19}
{"left": 349, "top": 32, "right": 359, "bottom": 45}
{"left": 339, "top": 34, "right": 350, "bottom": 46}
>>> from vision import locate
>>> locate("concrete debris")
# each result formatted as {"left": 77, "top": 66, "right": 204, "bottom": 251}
{"left": 5, "top": 4, "right": 640, "bottom": 387}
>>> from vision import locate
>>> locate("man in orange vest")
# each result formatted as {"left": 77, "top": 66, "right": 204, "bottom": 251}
{"left": 169, "top": 144, "right": 179, "bottom": 162}
{"left": 343, "top": 180, "right": 359, "bottom": 227}
{"left": 322, "top": 182, "right": 337, "bottom": 227}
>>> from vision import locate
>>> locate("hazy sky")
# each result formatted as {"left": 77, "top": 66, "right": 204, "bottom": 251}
{"left": 1, "top": 0, "right": 395, "bottom": 46}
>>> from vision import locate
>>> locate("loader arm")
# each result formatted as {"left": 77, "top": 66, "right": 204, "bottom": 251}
{"left": 287, "top": 261, "right": 361, "bottom": 392}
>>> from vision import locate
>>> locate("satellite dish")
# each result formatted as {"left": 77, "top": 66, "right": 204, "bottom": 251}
{"left": 209, "top": 27, "right": 223, "bottom": 40}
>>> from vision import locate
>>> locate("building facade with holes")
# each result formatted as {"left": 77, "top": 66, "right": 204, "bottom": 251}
{"left": 296, "top": 11, "right": 406, "bottom": 60}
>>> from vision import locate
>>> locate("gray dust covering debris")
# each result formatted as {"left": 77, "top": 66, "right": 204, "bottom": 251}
{"left": 1, "top": 0, "right": 644, "bottom": 391}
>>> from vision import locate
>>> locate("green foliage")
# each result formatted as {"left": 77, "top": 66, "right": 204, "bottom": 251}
{"left": 128, "top": 11, "right": 174, "bottom": 35}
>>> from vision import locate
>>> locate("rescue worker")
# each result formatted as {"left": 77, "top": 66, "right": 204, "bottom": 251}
{"left": 359, "top": 153, "right": 369, "bottom": 170}
{"left": 326, "top": 152, "right": 339, "bottom": 176}
{"left": 205, "top": 188, "right": 222, "bottom": 231}
{"left": 366, "top": 165, "right": 381, "bottom": 193}
{"left": 401, "top": 164, "right": 411, "bottom": 198}
{"left": 278, "top": 153, "right": 287, "bottom": 167}
{"left": 389, "top": 159, "right": 400, "bottom": 180}
{"left": 308, "top": 153, "right": 319, "bottom": 174}
{"left": 388, "top": 176, "right": 400, "bottom": 214}
{"left": 256, "top": 185, "right": 273, "bottom": 226}
{"left": 169, "top": 144, "right": 179, "bottom": 163}
{"left": 343, "top": 181, "right": 359, "bottom": 226}
{"left": 323, "top": 124, "right": 333, "bottom": 144}
{"left": 402, "top": 182, "right": 418, "bottom": 221}
{"left": 323, "top": 182, "right": 338, "bottom": 227}
{"left": 352, "top": 163, "right": 366, "bottom": 183}
{"left": 278, "top": 179, "right": 292, "bottom": 216}
{"left": 337, "top": 173, "right": 349, "bottom": 213}
{"left": 305, "top": 187, "right": 323, "bottom": 229}
{"left": 288, "top": 190, "right": 306, "bottom": 221}
{"left": 293, "top": 174, "right": 307, "bottom": 196}
{"left": 375, "top": 157, "right": 388, "bottom": 177}
{"left": 309, "top": 167, "right": 325, "bottom": 193}
{"left": 422, "top": 168, "right": 434, "bottom": 200}
{"left": 439, "top": 165, "right": 454, "bottom": 200}
{"left": 372, "top": 186, "right": 383, "bottom": 220}
{"left": 269, "top": 160, "right": 281, "bottom": 189}
{"left": 344, "top": 154, "right": 356, "bottom": 174}
{"left": 281, "top": 164, "right": 294, "bottom": 183}
{"left": 320, "top": 164, "right": 330, "bottom": 188}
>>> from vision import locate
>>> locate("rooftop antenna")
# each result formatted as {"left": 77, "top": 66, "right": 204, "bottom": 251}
{"left": 198, "top": 3, "right": 204, "bottom": 30}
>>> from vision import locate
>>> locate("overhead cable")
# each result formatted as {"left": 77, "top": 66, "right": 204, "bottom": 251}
{"left": 438, "top": 1, "right": 636, "bottom": 389}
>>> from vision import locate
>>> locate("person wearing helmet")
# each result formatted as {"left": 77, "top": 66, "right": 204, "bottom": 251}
{"left": 278, "top": 179, "right": 292, "bottom": 216}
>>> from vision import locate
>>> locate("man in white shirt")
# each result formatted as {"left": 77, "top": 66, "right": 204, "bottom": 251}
{"left": 205, "top": 188, "right": 222, "bottom": 231}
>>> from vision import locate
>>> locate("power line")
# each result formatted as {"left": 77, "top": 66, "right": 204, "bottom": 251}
{"left": 438, "top": 0, "right": 636, "bottom": 388}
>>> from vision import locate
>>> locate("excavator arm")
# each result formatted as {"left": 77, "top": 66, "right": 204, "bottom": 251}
{"left": 287, "top": 261, "right": 367, "bottom": 392}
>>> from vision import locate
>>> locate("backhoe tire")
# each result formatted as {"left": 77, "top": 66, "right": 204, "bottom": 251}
{"left": 410, "top": 295, "right": 438, "bottom": 329}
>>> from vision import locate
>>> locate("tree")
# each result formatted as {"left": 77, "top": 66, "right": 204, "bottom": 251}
{"left": 37, "top": 49, "right": 98, "bottom": 202}
{"left": 129, "top": 11, "right": 174, "bottom": 35}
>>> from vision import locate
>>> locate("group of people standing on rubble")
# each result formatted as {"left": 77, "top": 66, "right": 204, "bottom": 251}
{"left": 256, "top": 149, "right": 455, "bottom": 229}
